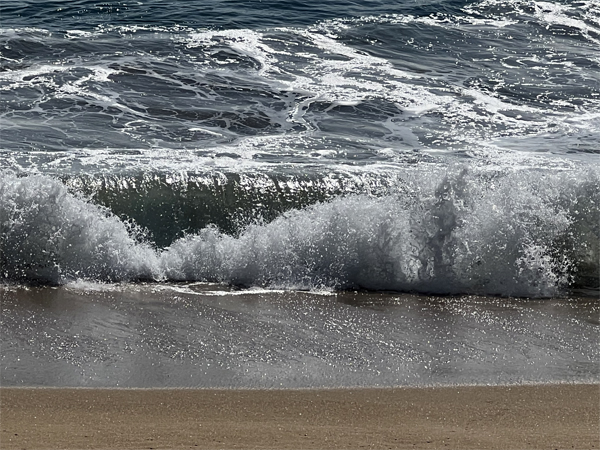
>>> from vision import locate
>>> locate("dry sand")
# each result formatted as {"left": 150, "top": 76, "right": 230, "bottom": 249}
{"left": 1, "top": 384, "right": 598, "bottom": 449}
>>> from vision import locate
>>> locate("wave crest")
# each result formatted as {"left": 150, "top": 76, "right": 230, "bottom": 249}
{"left": 0, "top": 173, "right": 159, "bottom": 283}
{"left": 1, "top": 166, "right": 598, "bottom": 297}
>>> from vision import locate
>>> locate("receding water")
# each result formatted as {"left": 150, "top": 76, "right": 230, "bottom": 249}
{"left": 2, "top": 283, "right": 598, "bottom": 388}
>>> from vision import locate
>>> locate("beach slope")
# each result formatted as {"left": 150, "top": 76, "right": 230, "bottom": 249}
{"left": 1, "top": 384, "right": 598, "bottom": 449}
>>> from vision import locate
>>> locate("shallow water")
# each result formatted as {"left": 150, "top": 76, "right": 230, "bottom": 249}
{"left": 1, "top": 283, "right": 597, "bottom": 388}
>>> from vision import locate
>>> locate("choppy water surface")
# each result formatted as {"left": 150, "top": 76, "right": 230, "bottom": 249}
{"left": 1, "top": 0, "right": 599, "bottom": 295}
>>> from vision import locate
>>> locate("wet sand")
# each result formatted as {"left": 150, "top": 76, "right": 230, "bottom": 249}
{"left": 1, "top": 384, "right": 598, "bottom": 449}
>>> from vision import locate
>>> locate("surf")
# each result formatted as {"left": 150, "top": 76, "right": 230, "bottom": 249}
{"left": 2, "top": 164, "right": 597, "bottom": 297}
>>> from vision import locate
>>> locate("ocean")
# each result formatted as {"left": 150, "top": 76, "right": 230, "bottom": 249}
{"left": 1, "top": 0, "right": 598, "bottom": 388}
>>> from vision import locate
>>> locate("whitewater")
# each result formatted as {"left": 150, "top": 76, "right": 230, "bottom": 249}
{"left": 1, "top": 165, "right": 598, "bottom": 296}
{"left": 1, "top": 0, "right": 599, "bottom": 297}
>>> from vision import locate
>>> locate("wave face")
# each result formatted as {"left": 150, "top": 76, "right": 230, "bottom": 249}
{"left": 2, "top": 167, "right": 598, "bottom": 297}
{"left": 1, "top": 0, "right": 599, "bottom": 297}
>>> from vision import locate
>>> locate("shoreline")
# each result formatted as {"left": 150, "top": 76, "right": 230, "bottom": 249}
{"left": 2, "top": 384, "right": 598, "bottom": 449}
{"left": 2, "top": 378, "right": 598, "bottom": 390}
{"left": 3, "top": 285, "right": 598, "bottom": 389}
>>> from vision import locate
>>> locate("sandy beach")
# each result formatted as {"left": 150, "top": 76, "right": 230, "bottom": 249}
{"left": 1, "top": 384, "right": 598, "bottom": 449}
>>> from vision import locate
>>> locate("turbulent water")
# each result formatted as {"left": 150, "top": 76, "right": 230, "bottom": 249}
{"left": 1, "top": 0, "right": 599, "bottom": 297}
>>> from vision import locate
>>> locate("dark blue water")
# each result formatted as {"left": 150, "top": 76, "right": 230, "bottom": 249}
{"left": 2, "top": 0, "right": 458, "bottom": 30}
{"left": 1, "top": 0, "right": 599, "bottom": 296}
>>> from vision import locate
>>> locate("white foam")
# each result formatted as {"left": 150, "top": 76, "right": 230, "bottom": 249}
{"left": 3, "top": 12, "right": 597, "bottom": 176}
{"left": 1, "top": 162, "right": 598, "bottom": 297}
{"left": 184, "top": 29, "right": 279, "bottom": 76}
{"left": 0, "top": 172, "right": 160, "bottom": 284}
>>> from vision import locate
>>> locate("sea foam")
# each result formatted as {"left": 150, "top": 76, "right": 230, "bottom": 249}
{"left": 0, "top": 172, "right": 160, "bottom": 283}
{"left": 2, "top": 166, "right": 598, "bottom": 297}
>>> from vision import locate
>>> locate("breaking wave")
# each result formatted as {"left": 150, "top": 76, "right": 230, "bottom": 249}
{"left": 1, "top": 166, "right": 597, "bottom": 297}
